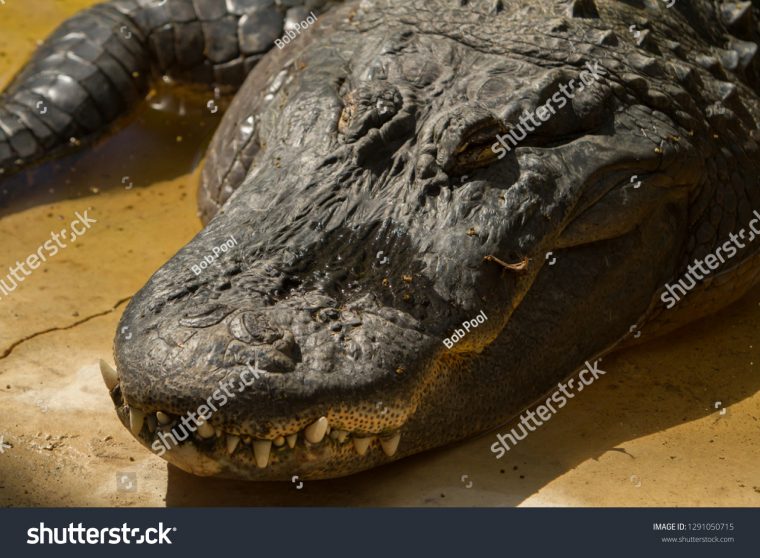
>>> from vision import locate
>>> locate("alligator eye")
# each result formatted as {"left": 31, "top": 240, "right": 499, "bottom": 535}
{"left": 449, "top": 121, "right": 508, "bottom": 173}
{"left": 338, "top": 83, "right": 403, "bottom": 141}
{"left": 435, "top": 108, "right": 507, "bottom": 175}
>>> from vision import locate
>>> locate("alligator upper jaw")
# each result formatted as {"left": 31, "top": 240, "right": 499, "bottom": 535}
{"left": 100, "top": 359, "right": 415, "bottom": 480}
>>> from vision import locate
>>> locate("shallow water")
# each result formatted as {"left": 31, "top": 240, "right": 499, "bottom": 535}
{"left": 0, "top": 0, "right": 222, "bottom": 217}
{"left": 0, "top": 0, "right": 758, "bottom": 507}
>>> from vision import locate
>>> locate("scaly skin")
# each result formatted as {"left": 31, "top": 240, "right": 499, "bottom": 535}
{"left": 0, "top": 0, "right": 332, "bottom": 174}
{"left": 3, "top": 0, "right": 760, "bottom": 480}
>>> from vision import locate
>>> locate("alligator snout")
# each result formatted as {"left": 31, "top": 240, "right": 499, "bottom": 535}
{"left": 106, "top": 220, "right": 436, "bottom": 479}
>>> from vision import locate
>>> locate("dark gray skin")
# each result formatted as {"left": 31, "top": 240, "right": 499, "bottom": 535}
{"left": 2, "top": 0, "right": 760, "bottom": 480}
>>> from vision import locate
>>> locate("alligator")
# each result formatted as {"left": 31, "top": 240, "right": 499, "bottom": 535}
{"left": 2, "top": 0, "right": 760, "bottom": 480}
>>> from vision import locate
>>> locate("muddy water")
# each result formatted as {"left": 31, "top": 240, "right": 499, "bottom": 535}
{"left": 0, "top": 0, "right": 758, "bottom": 507}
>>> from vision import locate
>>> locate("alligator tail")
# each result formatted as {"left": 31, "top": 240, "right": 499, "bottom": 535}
{"left": 0, "top": 0, "right": 328, "bottom": 177}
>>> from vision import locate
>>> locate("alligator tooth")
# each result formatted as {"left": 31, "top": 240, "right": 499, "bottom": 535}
{"left": 99, "top": 359, "right": 119, "bottom": 391}
{"left": 253, "top": 440, "right": 272, "bottom": 468}
{"left": 336, "top": 430, "right": 349, "bottom": 443}
{"left": 146, "top": 414, "right": 157, "bottom": 433}
{"left": 330, "top": 430, "right": 339, "bottom": 440}
{"left": 273, "top": 436, "right": 285, "bottom": 447}
{"left": 129, "top": 408, "right": 145, "bottom": 435}
{"left": 304, "top": 417, "right": 329, "bottom": 443}
{"left": 156, "top": 411, "right": 171, "bottom": 425}
{"left": 380, "top": 433, "right": 401, "bottom": 457}
{"left": 286, "top": 433, "right": 297, "bottom": 448}
{"left": 197, "top": 420, "right": 215, "bottom": 439}
{"left": 226, "top": 435, "right": 240, "bottom": 455}
{"left": 353, "top": 436, "right": 373, "bottom": 456}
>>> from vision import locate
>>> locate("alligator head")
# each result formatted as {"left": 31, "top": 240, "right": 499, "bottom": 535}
{"left": 104, "top": 0, "right": 760, "bottom": 479}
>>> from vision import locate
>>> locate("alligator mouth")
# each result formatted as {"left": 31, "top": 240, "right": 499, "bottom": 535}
{"left": 100, "top": 360, "right": 408, "bottom": 477}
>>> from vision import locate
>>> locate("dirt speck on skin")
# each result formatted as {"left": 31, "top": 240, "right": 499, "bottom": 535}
{"left": 0, "top": 0, "right": 759, "bottom": 508}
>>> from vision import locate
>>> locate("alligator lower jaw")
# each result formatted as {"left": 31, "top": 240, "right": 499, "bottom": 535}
{"left": 127, "top": 407, "right": 404, "bottom": 467}
{"left": 100, "top": 361, "right": 406, "bottom": 478}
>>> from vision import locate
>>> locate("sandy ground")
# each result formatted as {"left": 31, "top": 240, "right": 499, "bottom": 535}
{"left": 0, "top": 0, "right": 759, "bottom": 507}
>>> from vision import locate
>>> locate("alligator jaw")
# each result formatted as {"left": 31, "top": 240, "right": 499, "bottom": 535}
{"left": 99, "top": 359, "right": 414, "bottom": 480}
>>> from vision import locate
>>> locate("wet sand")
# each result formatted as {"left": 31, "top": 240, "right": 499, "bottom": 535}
{"left": 0, "top": 0, "right": 758, "bottom": 507}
